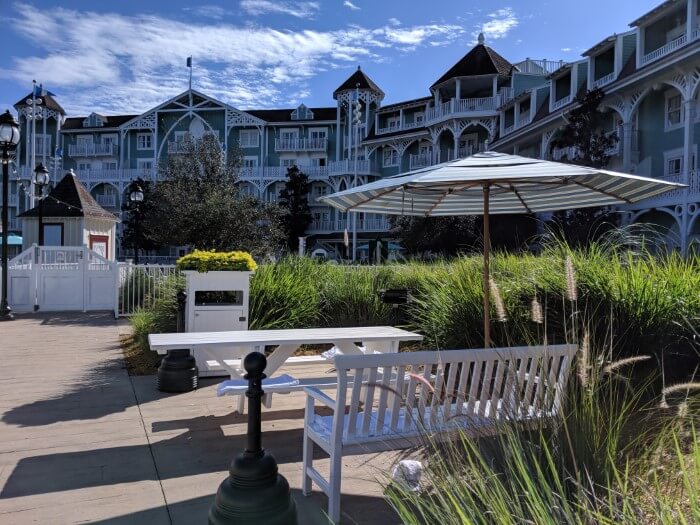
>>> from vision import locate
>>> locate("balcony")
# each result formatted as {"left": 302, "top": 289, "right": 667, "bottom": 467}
{"left": 409, "top": 153, "right": 433, "bottom": 170}
{"left": 73, "top": 168, "right": 157, "bottom": 184}
{"left": 68, "top": 143, "right": 118, "bottom": 157}
{"left": 275, "top": 137, "right": 328, "bottom": 152}
{"left": 551, "top": 146, "right": 579, "bottom": 161}
{"left": 591, "top": 71, "right": 616, "bottom": 89}
{"left": 425, "top": 96, "right": 499, "bottom": 124}
{"left": 308, "top": 217, "right": 391, "bottom": 233}
{"left": 551, "top": 95, "right": 573, "bottom": 111}
{"left": 328, "top": 159, "right": 376, "bottom": 176}
{"left": 513, "top": 58, "right": 567, "bottom": 75}
{"left": 94, "top": 194, "right": 118, "bottom": 207}
{"left": 503, "top": 112, "right": 533, "bottom": 136}
{"left": 408, "top": 144, "right": 486, "bottom": 170}
{"left": 376, "top": 121, "right": 423, "bottom": 135}
{"left": 640, "top": 34, "right": 687, "bottom": 66}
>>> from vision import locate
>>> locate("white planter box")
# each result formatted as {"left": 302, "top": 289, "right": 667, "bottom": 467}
{"left": 182, "top": 270, "right": 253, "bottom": 376}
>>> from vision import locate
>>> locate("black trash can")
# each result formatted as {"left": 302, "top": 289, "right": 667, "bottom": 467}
{"left": 157, "top": 348, "right": 198, "bottom": 393}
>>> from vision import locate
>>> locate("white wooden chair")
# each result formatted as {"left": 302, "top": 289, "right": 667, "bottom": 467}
{"left": 302, "top": 344, "right": 577, "bottom": 523}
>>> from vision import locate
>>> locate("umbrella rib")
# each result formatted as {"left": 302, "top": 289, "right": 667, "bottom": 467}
{"left": 425, "top": 189, "right": 452, "bottom": 215}
{"left": 566, "top": 178, "right": 633, "bottom": 204}
{"left": 345, "top": 185, "right": 398, "bottom": 211}
{"left": 507, "top": 183, "right": 534, "bottom": 214}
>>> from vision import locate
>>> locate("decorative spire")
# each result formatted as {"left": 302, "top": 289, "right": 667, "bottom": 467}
{"left": 478, "top": 32, "right": 485, "bottom": 45}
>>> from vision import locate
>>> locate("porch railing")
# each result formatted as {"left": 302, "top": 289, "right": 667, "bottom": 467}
{"left": 425, "top": 96, "right": 499, "bottom": 123}
{"left": 592, "top": 71, "right": 616, "bottom": 89}
{"left": 551, "top": 95, "right": 573, "bottom": 111}
{"left": 513, "top": 58, "right": 567, "bottom": 75}
{"left": 68, "top": 143, "right": 118, "bottom": 157}
{"left": 275, "top": 137, "right": 328, "bottom": 151}
{"left": 640, "top": 34, "right": 687, "bottom": 66}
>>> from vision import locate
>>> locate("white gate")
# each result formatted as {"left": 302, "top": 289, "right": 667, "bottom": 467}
{"left": 5, "top": 246, "right": 118, "bottom": 313}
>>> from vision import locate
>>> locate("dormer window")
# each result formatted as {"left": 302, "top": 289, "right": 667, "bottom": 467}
{"left": 291, "top": 104, "right": 314, "bottom": 121}
{"left": 83, "top": 112, "right": 105, "bottom": 128}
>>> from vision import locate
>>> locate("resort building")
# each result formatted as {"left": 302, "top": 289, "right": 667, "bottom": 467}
{"left": 6, "top": 0, "right": 700, "bottom": 258}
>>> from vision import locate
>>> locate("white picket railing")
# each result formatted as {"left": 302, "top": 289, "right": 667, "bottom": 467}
{"left": 68, "top": 143, "right": 118, "bottom": 156}
{"left": 116, "top": 263, "right": 182, "bottom": 317}
{"left": 513, "top": 58, "right": 567, "bottom": 75}
{"left": 592, "top": 71, "right": 616, "bottom": 89}
{"left": 551, "top": 95, "right": 573, "bottom": 111}
{"left": 426, "top": 96, "right": 499, "bottom": 123}
{"left": 275, "top": 137, "right": 328, "bottom": 151}
{"left": 640, "top": 34, "right": 687, "bottom": 66}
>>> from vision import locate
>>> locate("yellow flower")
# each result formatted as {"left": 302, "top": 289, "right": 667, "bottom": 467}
{"left": 176, "top": 249, "right": 257, "bottom": 272}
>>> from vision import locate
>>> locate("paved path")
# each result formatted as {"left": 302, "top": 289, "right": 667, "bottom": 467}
{"left": 0, "top": 313, "right": 402, "bottom": 524}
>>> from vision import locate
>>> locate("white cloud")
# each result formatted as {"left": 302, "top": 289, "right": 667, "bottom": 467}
{"left": 388, "top": 17, "right": 401, "bottom": 26}
{"left": 189, "top": 5, "right": 227, "bottom": 20}
{"left": 560, "top": 47, "right": 572, "bottom": 52}
{"left": 3, "top": 3, "right": 464, "bottom": 115}
{"left": 240, "top": 0, "right": 320, "bottom": 18}
{"left": 343, "top": 1, "right": 360, "bottom": 10}
{"left": 472, "top": 7, "right": 518, "bottom": 44}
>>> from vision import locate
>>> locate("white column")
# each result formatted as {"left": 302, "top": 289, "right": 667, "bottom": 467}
{"left": 455, "top": 79, "right": 461, "bottom": 101}
{"left": 687, "top": 0, "right": 694, "bottom": 43}
{"left": 492, "top": 76, "right": 498, "bottom": 97}
{"left": 335, "top": 104, "right": 341, "bottom": 161}
{"left": 681, "top": 97, "right": 695, "bottom": 255}
{"left": 636, "top": 28, "right": 644, "bottom": 67}
{"left": 42, "top": 115, "right": 47, "bottom": 165}
{"left": 375, "top": 112, "right": 379, "bottom": 134}
{"left": 434, "top": 90, "right": 439, "bottom": 106}
{"left": 540, "top": 134, "right": 547, "bottom": 159}
{"left": 399, "top": 108, "right": 404, "bottom": 129}
{"left": 622, "top": 121, "right": 634, "bottom": 172}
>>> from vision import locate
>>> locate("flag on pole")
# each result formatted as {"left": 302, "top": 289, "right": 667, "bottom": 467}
{"left": 343, "top": 228, "right": 349, "bottom": 247}
{"left": 186, "top": 56, "right": 192, "bottom": 68}
{"left": 33, "top": 84, "right": 54, "bottom": 97}
{"left": 55, "top": 146, "right": 62, "bottom": 158}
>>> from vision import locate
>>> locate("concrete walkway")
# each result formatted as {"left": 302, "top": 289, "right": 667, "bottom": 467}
{"left": 0, "top": 313, "right": 402, "bottom": 524}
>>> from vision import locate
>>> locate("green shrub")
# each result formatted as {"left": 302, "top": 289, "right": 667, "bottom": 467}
{"left": 176, "top": 249, "right": 257, "bottom": 272}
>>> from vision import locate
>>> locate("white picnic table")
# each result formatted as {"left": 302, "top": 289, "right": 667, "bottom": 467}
{"left": 148, "top": 326, "right": 424, "bottom": 381}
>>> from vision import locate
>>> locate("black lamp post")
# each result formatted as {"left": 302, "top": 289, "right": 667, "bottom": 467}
{"left": 0, "top": 110, "right": 21, "bottom": 321}
{"left": 128, "top": 182, "right": 144, "bottom": 265}
{"left": 32, "top": 163, "right": 49, "bottom": 246}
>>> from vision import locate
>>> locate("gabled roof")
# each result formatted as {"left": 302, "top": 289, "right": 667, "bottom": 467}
{"left": 62, "top": 114, "right": 139, "bottom": 130}
{"left": 431, "top": 41, "right": 514, "bottom": 88}
{"left": 245, "top": 107, "right": 338, "bottom": 122}
{"left": 583, "top": 35, "right": 617, "bottom": 57}
{"left": 334, "top": 66, "right": 384, "bottom": 97}
{"left": 629, "top": 0, "right": 679, "bottom": 27}
{"left": 13, "top": 92, "right": 65, "bottom": 115}
{"left": 19, "top": 171, "right": 118, "bottom": 221}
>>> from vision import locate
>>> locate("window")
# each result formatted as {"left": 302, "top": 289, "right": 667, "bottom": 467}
{"left": 387, "top": 117, "right": 400, "bottom": 129}
{"left": 281, "top": 158, "right": 297, "bottom": 168}
{"left": 243, "top": 157, "right": 258, "bottom": 168}
{"left": 137, "top": 133, "right": 152, "bottom": 150}
{"left": 309, "top": 128, "right": 327, "bottom": 140}
{"left": 665, "top": 93, "right": 683, "bottom": 130}
{"left": 137, "top": 159, "right": 153, "bottom": 172}
{"left": 34, "top": 134, "right": 50, "bottom": 156}
{"left": 311, "top": 157, "right": 327, "bottom": 167}
{"left": 280, "top": 129, "right": 298, "bottom": 141}
{"left": 77, "top": 162, "right": 91, "bottom": 171}
{"left": 77, "top": 136, "right": 91, "bottom": 146}
{"left": 414, "top": 112, "right": 425, "bottom": 125}
{"left": 103, "top": 162, "right": 117, "bottom": 171}
{"left": 313, "top": 184, "right": 328, "bottom": 197}
{"left": 666, "top": 156, "right": 682, "bottom": 176}
{"left": 42, "top": 223, "right": 64, "bottom": 246}
{"left": 239, "top": 130, "right": 259, "bottom": 148}
{"left": 383, "top": 148, "right": 399, "bottom": 167}
{"left": 102, "top": 135, "right": 116, "bottom": 146}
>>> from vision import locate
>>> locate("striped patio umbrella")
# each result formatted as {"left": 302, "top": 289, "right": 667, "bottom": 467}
{"left": 319, "top": 151, "right": 684, "bottom": 346}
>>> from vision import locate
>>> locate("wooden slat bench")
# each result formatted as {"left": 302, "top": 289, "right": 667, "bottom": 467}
{"left": 302, "top": 344, "right": 577, "bottom": 524}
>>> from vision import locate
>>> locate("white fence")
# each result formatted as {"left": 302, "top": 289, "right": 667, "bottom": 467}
{"left": 4, "top": 246, "right": 117, "bottom": 313}
{"left": 116, "top": 263, "right": 182, "bottom": 317}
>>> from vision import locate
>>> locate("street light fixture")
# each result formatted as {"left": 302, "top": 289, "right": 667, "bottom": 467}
{"left": 128, "top": 182, "right": 144, "bottom": 265}
{"left": 32, "top": 163, "right": 49, "bottom": 246}
{"left": 0, "top": 110, "right": 21, "bottom": 321}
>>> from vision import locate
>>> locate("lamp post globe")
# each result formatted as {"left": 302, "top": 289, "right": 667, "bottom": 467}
{"left": 0, "top": 110, "right": 20, "bottom": 322}
{"left": 32, "top": 163, "right": 50, "bottom": 187}
{"left": 129, "top": 185, "right": 144, "bottom": 203}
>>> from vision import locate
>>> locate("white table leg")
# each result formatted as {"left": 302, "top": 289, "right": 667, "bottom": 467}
{"left": 362, "top": 339, "right": 399, "bottom": 354}
{"left": 198, "top": 346, "right": 249, "bottom": 379}
{"left": 264, "top": 344, "right": 302, "bottom": 376}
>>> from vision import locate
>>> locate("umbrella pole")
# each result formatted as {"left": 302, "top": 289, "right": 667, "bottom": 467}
{"left": 483, "top": 183, "right": 491, "bottom": 348}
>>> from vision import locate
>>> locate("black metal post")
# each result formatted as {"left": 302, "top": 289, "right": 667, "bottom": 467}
{"left": 133, "top": 209, "right": 140, "bottom": 265}
{"left": 1, "top": 146, "right": 13, "bottom": 321}
{"left": 176, "top": 290, "right": 187, "bottom": 333}
{"left": 209, "top": 352, "right": 297, "bottom": 525}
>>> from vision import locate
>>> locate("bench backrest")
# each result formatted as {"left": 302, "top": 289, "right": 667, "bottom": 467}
{"left": 332, "top": 344, "right": 577, "bottom": 442}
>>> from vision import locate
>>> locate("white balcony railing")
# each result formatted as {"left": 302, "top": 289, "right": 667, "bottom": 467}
{"left": 68, "top": 143, "right": 118, "bottom": 157}
{"left": 425, "top": 96, "right": 499, "bottom": 123}
{"left": 592, "top": 71, "right": 616, "bottom": 89}
{"left": 513, "top": 58, "right": 567, "bottom": 75}
{"left": 640, "top": 34, "right": 687, "bottom": 66}
{"left": 94, "top": 194, "right": 117, "bottom": 207}
{"left": 275, "top": 137, "right": 328, "bottom": 151}
{"left": 73, "top": 168, "right": 158, "bottom": 184}
{"left": 499, "top": 87, "right": 514, "bottom": 105}
{"left": 328, "top": 159, "right": 374, "bottom": 175}
{"left": 551, "top": 146, "right": 579, "bottom": 161}
{"left": 551, "top": 95, "right": 573, "bottom": 111}
{"left": 376, "top": 121, "right": 422, "bottom": 135}
{"left": 409, "top": 153, "right": 433, "bottom": 170}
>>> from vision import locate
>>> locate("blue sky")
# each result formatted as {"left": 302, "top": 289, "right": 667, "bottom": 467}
{"left": 1, "top": 0, "right": 659, "bottom": 116}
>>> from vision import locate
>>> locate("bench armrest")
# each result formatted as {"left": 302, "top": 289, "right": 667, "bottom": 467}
{"left": 304, "top": 386, "right": 337, "bottom": 411}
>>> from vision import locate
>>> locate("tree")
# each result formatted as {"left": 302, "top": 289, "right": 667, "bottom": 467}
{"left": 278, "top": 165, "right": 313, "bottom": 251}
{"left": 120, "top": 177, "right": 161, "bottom": 256}
{"left": 548, "top": 88, "right": 620, "bottom": 246}
{"left": 390, "top": 215, "right": 478, "bottom": 255}
{"left": 142, "top": 134, "right": 284, "bottom": 257}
